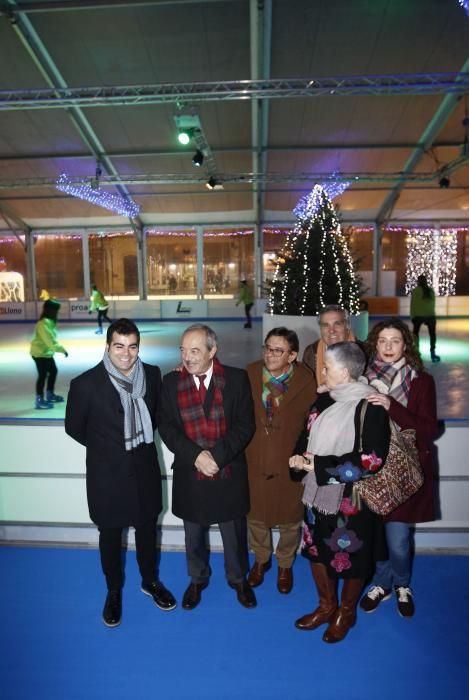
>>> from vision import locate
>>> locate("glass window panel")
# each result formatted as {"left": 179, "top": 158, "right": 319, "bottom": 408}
{"left": 203, "top": 229, "right": 254, "bottom": 297}
{"left": 146, "top": 229, "right": 197, "bottom": 297}
{"left": 34, "top": 232, "right": 84, "bottom": 299}
{"left": 89, "top": 230, "right": 138, "bottom": 297}
{"left": 456, "top": 229, "right": 469, "bottom": 294}
{"left": 0, "top": 234, "right": 27, "bottom": 301}
{"left": 262, "top": 228, "right": 292, "bottom": 295}
{"left": 380, "top": 228, "right": 407, "bottom": 295}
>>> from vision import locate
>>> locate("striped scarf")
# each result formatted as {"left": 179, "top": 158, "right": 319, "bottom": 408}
{"left": 366, "top": 356, "right": 417, "bottom": 408}
{"left": 176, "top": 357, "right": 230, "bottom": 480}
{"left": 102, "top": 352, "right": 154, "bottom": 452}
{"left": 262, "top": 363, "right": 294, "bottom": 423}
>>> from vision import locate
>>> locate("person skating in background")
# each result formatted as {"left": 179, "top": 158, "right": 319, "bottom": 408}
{"left": 30, "top": 299, "right": 68, "bottom": 409}
{"left": 236, "top": 279, "right": 254, "bottom": 329}
{"left": 410, "top": 275, "right": 440, "bottom": 363}
{"left": 89, "top": 284, "right": 112, "bottom": 335}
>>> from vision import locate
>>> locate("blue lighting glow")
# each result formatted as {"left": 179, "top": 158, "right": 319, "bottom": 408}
{"left": 56, "top": 173, "right": 140, "bottom": 218}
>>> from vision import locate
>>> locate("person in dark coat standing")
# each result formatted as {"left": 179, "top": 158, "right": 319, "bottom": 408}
{"left": 245, "top": 327, "right": 316, "bottom": 595}
{"left": 65, "top": 318, "right": 176, "bottom": 628}
{"left": 360, "top": 318, "right": 438, "bottom": 618}
{"left": 159, "top": 323, "right": 256, "bottom": 610}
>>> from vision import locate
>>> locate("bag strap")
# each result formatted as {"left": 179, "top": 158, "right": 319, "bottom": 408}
{"left": 358, "top": 399, "right": 368, "bottom": 452}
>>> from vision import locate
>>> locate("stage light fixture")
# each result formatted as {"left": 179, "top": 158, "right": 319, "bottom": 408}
{"left": 174, "top": 113, "right": 201, "bottom": 146}
{"left": 206, "top": 177, "right": 223, "bottom": 190}
{"left": 177, "top": 129, "right": 192, "bottom": 145}
{"left": 439, "top": 176, "right": 450, "bottom": 188}
{"left": 192, "top": 149, "right": 204, "bottom": 167}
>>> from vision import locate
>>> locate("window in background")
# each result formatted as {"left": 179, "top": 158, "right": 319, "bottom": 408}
{"left": 146, "top": 229, "right": 197, "bottom": 297}
{"left": 203, "top": 229, "right": 254, "bottom": 297}
{"left": 0, "top": 234, "right": 27, "bottom": 301}
{"left": 34, "top": 232, "right": 84, "bottom": 299}
{"left": 89, "top": 230, "right": 138, "bottom": 297}
{"left": 262, "top": 228, "right": 291, "bottom": 295}
{"left": 345, "top": 226, "right": 374, "bottom": 297}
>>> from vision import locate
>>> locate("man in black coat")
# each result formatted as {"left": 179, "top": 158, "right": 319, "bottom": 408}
{"left": 65, "top": 318, "right": 176, "bottom": 628}
{"left": 159, "top": 323, "right": 256, "bottom": 610}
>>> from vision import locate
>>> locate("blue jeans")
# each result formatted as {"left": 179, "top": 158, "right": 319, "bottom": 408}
{"left": 372, "top": 521, "right": 411, "bottom": 589}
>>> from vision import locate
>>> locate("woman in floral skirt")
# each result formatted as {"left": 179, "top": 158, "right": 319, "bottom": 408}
{"left": 289, "top": 341, "right": 390, "bottom": 643}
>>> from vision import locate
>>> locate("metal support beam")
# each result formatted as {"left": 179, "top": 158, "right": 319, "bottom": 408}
{"left": 1, "top": 73, "right": 467, "bottom": 111}
{"left": 6, "top": 0, "right": 143, "bottom": 230}
{"left": 376, "top": 57, "right": 469, "bottom": 224}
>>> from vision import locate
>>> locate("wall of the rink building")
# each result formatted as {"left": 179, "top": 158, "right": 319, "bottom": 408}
{"left": 0, "top": 422, "right": 468, "bottom": 552}
{"left": 1, "top": 296, "right": 469, "bottom": 325}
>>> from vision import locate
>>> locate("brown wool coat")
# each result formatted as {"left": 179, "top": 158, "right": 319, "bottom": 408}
{"left": 245, "top": 360, "right": 317, "bottom": 527}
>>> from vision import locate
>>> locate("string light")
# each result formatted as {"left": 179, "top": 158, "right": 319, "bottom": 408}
{"left": 269, "top": 184, "right": 360, "bottom": 316}
{"left": 405, "top": 227, "right": 457, "bottom": 296}
{"left": 458, "top": 1, "right": 469, "bottom": 18}
{"left": 56, "top": 173, "right": 140, "bottom": 218}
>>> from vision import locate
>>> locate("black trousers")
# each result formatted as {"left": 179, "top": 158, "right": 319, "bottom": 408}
{"left": 32, "top": 356, "right": 57, "bottom": 396}
{"left": 97, "top": 309, "right": 112, "bottom": 328}
{"left": 244, "top": 303, "right": 253, "bottom": 327}
{"left": 98, "top": 519, "right": 157, "bottom": 591}
{"left": 183, "top": 518, "right": 249, "bottom": 585}
{"left": 412, "top": 315, "right": 437, "bottom": 353}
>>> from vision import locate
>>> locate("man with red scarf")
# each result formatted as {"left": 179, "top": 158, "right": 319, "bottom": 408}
{"left": 159, "top": 324, "right": 256, "bottom": 610}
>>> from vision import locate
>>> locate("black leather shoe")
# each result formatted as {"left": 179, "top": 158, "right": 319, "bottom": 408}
{"left": 229, "top": 580, "right": 257, "bottom": 608}
{"left": 102, "top": 590, "right": 122, "bottom": 627}
{"left": 141, "top": 581, "right": 177, "bottom": 611}
{"left": 182, "top": 581, "right": 209, "bottom": 610}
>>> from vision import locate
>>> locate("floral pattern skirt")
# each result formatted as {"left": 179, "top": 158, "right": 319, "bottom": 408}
{"left": 301, "top": 494, "right": 387, "bottom": 580}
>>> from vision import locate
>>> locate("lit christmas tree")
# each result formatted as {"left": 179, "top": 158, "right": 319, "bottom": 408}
{"left": 268, "top": 184, "right": 360, "bottom": 316}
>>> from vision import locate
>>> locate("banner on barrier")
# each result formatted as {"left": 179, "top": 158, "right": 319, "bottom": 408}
{"left": 0, "top": 302, "right": 25, "bottom": 319}
{"left": 69, "top": 301, "right": 91, "bottom": 319}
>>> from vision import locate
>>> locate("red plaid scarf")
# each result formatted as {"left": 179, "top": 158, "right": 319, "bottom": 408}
{"left": 176, "top": 357, "right": 230, "bottom": 480}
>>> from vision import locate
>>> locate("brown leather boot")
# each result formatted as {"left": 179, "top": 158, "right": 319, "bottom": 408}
{"left": 295, "top": 563, "right": 338, "bottom": 631}
{"left": 322, "top": 578, "right": 364, "bottom": 643}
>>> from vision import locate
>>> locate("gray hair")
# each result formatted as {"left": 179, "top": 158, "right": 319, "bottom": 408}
{"left": 325, "top": 341, "right": 365, "bottom": 380}
{"left": 319, "top": 305, "right": 350, "bottom": 328}
{"left": 182, "top": 323, "right": 218, "bottom": 351}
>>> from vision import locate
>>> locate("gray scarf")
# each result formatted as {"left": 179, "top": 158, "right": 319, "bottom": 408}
{"left": 302, "top": 379, "right": 374, "bottom": 514}
{"left": 102, "top": 352, "right": 154, "bottom": 451}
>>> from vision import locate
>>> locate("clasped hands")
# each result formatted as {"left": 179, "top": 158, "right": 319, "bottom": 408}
{"left": 289, "top": 452, "right": 314, "bottom": 472}
{"left": 195, "top": 449, "right": 219, "bottom": 476}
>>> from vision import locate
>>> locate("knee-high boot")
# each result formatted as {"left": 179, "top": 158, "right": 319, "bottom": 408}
{"left": 322, "top": 578, "right": 364, "bottom": 643}
{"left": 295, "top": 563, "right": 338, "bottom": 631}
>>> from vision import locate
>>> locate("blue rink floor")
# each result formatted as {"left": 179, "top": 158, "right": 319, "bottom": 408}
{"left": 0, "top": 316, "right": 468, "bottom": 420}
{"left": 1, "top": 547, "right": 468, "bottom": 700}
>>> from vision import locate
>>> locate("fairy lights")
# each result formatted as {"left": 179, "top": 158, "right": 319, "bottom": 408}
{"left": 56, "top": 174, "right": 140, "bottom": 218}
{"left": 405, "top": 227, "right": 457, "bottom": 296}
{"left": 268, "top": 184, "right": 360, "bottom": 316}
{"left": 458, "top": 1, "right": 469, "bottom": 18}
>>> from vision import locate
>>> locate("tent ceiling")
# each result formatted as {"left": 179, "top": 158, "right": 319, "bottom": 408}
{"left": 0, "top": 0, "right": 468, "bottom": 231}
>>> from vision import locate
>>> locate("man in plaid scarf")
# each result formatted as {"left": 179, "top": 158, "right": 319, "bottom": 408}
{"left": 159, "top": 324, "right": 256, "bottom": 610}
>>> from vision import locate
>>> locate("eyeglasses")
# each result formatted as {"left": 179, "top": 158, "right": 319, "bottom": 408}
{"left": 262, "top": 345, "right": 288, "bottom": 357}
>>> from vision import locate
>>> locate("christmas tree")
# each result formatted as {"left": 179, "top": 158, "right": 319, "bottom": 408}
{"left": 267, "top": 184, "right": 360, "bottom": 316}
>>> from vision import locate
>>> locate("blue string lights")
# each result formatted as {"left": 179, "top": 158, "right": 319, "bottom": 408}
{"left": 458, "top": 1, "right": 469, "bottom": 18}
{"left": 56, "top": 173, "right": 140, "bottom": 218}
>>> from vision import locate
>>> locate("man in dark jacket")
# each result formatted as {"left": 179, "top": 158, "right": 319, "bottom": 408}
{"left": 159, "top": 324, "right": 256, "bottom": 610}
{"left": 65, "top": 318, "right": 176, "bottom": 628}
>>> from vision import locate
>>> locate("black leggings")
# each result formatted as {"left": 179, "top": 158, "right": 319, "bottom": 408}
{"left": 97, "top": 309, "right": 112, "bottom": 328}
{"left": 412, "top": 316, "right": 437, "bottom": 354}
{"left": 98, "top": 520, "right": 157, "bottom": 590}
{"left": 32, "top": 356, "right": 57, "bottom": 396}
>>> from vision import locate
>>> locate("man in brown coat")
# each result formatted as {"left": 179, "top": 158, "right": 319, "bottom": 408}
{"left": 245, "top": 327, "right": 317, "bottom": 594}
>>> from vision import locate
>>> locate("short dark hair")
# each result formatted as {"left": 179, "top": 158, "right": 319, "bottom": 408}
{"left": 265, "top": 326, "right": 299, "bottom": 353}
{"left": 106, "top": 318, "right": 140, "bottom": 345}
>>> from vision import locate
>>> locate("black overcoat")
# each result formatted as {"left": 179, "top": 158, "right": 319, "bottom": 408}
{"left": 159, "top": 365, "right": 255, "bottom": 526}
{"left": 65, "top": 361, "right": 163, "bottom": 528}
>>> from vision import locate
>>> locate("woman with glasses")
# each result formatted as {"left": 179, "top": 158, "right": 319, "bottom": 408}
{"left": 245, "top": 327, "right": 316, "bottom": 595}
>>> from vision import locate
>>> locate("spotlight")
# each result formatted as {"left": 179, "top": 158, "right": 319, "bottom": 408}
{"left": 192, "top": 149, "right": 204, "bottom": 167}
{"left": 206, "top": 177, "right": 224, "bottom": 190}
{"left": 439, "top": 176, "right": 450, "bottom": 189}
{"left": 177, "top": 129, "right": 192, "bottom": 145}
